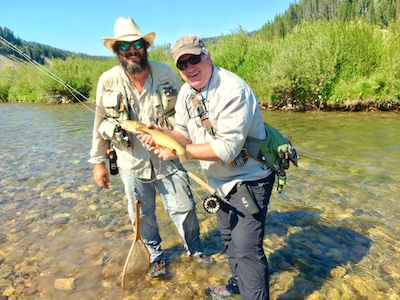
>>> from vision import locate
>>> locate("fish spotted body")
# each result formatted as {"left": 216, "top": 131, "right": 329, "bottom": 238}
{"left": 119, "top": 120, "right": 187, "bottom": 163}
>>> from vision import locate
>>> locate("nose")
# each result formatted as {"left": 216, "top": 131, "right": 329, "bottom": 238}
{"left": 186, "top": 61, "right": 197, "bottom": 71}
{"left": 127, "top": 46, "right": 137, "bottom": 53}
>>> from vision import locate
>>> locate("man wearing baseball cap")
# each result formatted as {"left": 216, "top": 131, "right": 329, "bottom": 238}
{"left": 145, "top": 35, "right": 275, "bottom": 299}
{"left": 89, "top": 20, "right": 206, "bottom": 278}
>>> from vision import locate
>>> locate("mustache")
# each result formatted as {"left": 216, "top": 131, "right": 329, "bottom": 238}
{"left": 118, "top": 52, "right": 148, "bottom": 75}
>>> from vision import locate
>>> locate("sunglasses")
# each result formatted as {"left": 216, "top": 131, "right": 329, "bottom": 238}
{"left": 119, "top": 40, "right": 144, "bottom": 51}
{"left": 176, "top": 55, "right": 202, "bottom": 71}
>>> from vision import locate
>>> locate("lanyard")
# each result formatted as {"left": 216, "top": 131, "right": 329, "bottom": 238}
{"left": 191, "top": 89, "right": 215, "bottom": 137}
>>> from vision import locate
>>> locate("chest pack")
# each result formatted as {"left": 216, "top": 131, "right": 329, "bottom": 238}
{"left": 246, "top": 123, "right": 299, "bottom": 193}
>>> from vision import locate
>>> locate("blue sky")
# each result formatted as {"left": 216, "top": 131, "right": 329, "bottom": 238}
{"left": 1, "top": 0, "right": 295, "bottom": 57}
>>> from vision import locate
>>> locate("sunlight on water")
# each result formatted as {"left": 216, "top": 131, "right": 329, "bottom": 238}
{"left": 0, "top": 103, "right": 399, "bottom": 299}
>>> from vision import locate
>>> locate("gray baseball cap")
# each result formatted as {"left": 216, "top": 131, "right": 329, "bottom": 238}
{"left": 172, "top": 35, "right": 205, "bottom": 64}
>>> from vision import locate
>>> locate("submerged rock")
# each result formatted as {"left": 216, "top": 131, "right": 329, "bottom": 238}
{"left": 54, "top": 278, "right": 76, "bottom": 291}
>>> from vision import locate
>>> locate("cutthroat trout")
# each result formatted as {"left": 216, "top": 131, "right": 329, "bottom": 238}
{"left": 119, "top": 120, "right": 187, "bottom": 164}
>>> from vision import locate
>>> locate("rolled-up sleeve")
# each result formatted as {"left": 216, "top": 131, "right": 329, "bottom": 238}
{"left": 88, "top": 75, "right": 109, "bottom": 165}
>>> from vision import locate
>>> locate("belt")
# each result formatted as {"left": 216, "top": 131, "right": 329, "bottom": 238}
{"left": 243, "top": 172, "right": 274, "bottom": 186}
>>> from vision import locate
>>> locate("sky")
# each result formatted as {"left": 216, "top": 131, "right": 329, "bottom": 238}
{"left": 1, "top": 0, "right": 295, "bottom": 57}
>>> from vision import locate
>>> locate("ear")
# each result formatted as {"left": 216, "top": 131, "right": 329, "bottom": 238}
{"left": 206, "top": 52, "right": 213, "bottom": 64}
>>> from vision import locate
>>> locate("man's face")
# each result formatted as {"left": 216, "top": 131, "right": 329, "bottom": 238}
{"left": 117, "top": 40, "right": 148, "bottom": 75}
{"left": 178, "top": 53, "right": 213, "bottom": 91}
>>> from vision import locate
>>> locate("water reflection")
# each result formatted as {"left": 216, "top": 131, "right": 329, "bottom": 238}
{"left": 0, "top": 103, "right": 399, "bottom": 299}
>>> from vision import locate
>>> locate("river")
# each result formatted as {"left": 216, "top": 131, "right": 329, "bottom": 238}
{"left": 0, "top": 102, "right": 399, "bottom": 300}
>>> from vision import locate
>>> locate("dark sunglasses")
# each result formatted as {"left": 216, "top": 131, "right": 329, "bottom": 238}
{"left": 176, "top": 55, "right": 202, "bottom": 71}
{"left": 119, "top": 40, "right": 144, "bottom": 51}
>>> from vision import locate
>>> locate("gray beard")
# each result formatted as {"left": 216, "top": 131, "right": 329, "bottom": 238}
{"left": 118, "top": 55, "right": 148, "bottom": 75}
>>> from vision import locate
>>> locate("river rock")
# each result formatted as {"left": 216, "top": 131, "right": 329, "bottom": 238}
{"left": 330, "top": 266, "right": 347, "bottom": 278}
{"left": 101, "top": 261, "right": 120, "bottom": 278}
{"left": 2, "top": 286, "right": 15, "bottom": 297}
{"left": 54, "top": 277, "right": 76, "bottom": 291}
{"left": 101, "top": 279, "right": 113, "bottom": 289}
{"left": 23, "top": 285, "right": 38, "bottom": 296}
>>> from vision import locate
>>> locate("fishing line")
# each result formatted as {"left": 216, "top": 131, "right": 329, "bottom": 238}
{"left": 0, "top": 36, "right": 109, "bottom": 118}
{"left": 1, "top": 36, "right": 219, "bottom": 205}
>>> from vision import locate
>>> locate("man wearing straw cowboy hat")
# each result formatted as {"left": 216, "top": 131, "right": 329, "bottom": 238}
{"left": 89, "top": 17, "right": 206, "bottom": 277}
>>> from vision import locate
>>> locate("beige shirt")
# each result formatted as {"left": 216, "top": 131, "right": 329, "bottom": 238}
{"left": 89, "top": 61, "right": 183, "bottom": 179}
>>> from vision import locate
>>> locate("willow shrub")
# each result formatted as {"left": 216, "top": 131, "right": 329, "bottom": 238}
{"left": 149, "top": 43, "right": 176, "bottom": 72}
{"left": 3, "top": 20, "right": 400, "bottom": 105}
{"left": 265, "top": 21, "right": 344, "bottom": 106}
{"left": 202, "top": 30, "right": 278, "bottom": 103}
{"left": 207, "top": 28, "right": 251, "bottom": 75}
{"left": 0, "top": 55, "right": 117, "bottom": 102}
{"left": 0, "top": 66, "right": 15, "bottom": 101}
{"left": 367, "top": 22, "right": 400, "bottom": 102}
{"left": 45, "top": 57, "right": 100, "bottom": 100}
{"left": 5, "top": 64, "right": 47, "bottom": 101}
{"left": 15, "top": 56, "right": 117, "bottom": 102}
{"left": 328, "top": 22, "right": 400, "bottom": 104}
{"left": 236, "top": 35, "right": 278, "bottom": 103}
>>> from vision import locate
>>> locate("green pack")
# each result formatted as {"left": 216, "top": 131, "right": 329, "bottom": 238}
{"left": 246, "top": 123, "right": 299, "bottom": 193}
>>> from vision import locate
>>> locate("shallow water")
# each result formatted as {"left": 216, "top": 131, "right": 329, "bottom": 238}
{"left": 0, "top": 102, "right": 399, "bottom": 300}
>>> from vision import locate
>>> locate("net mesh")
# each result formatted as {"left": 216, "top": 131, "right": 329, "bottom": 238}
{"left": 121, "top": 200, "right": 150, "bottom": 289}
{"left": 121, "top": 239, "right": 150, "bottom": 289}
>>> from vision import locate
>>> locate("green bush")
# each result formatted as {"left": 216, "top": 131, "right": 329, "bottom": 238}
{"left": 208, "top": 28, "right": 251, "bottom": 74}
{"left": 0, "top": 66, "right": 14, "bottom": 101}
{"left": 1, "top": 20, "right": 400, "bottom": 107}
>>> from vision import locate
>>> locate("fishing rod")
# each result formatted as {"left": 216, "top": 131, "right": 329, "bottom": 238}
{"left": 1, "top": 36, "right": 193, "bottom": 150}
{"left": 1, "top": 36, "right": 226, "bottom": 210}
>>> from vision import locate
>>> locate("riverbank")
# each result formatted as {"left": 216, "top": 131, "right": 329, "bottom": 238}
{"left": 3, "top": 98, "right": 400, "bottom": 112}
{"left": 260, "top": 99, "right": 400, "bottom": 112}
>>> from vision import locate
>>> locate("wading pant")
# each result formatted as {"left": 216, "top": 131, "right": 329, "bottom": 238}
{"left": 217, "top": 172, "right": 275, "bottom": 300}
{"left": 119, "top": 168, "right": 204, "bottom": 263}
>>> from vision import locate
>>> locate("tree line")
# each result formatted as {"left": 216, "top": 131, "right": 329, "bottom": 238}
{"left": 0, "top": 27, "right": 105, "bottom": 64}
{"left": 261, "top": 0, "right": 400, "bottom": 39}
{"left": 1, "top": 0, "right": 400, "bottom": 110}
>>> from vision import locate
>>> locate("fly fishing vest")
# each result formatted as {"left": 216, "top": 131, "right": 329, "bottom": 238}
{"left": 97, "top": 61, "right": 179, "bottom": 142}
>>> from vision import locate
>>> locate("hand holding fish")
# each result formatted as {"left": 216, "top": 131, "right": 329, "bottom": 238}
{"left": 128, "top": 120, "right": 188, "bottom": 164}
{"left": 138, "top": 128, "right": 179, "bottom": 161}
{"left": 153, "top": 145, "right": 180, "bottom": 161}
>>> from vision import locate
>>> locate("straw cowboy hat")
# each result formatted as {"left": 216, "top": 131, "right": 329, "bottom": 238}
{"left": 102, "top": 17, "right": 156, "bottom": 52}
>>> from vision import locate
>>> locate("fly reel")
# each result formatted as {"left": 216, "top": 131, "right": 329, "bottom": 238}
{"left": 203, "top": 195, "right": 221, "bottom": 214}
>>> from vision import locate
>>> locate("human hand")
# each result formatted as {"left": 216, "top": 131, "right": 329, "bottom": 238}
{"left": 140, "top": 132, "right": 156, "bottom": 149}
{"left": 153, "top": 145, "right": 178, "bottom": 161}
{"left": 139, "top": 122, "right": 160, "bottom": 150}
{"left": 93, "top": 163, "right": 111, "bottom": 189}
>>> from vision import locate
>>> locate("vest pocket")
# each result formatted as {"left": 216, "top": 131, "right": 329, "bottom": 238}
{"left": 103, "top": 90, "right": 123, "bottom": 118}
{"left": 157, "top": 83, "right": 178, "bottom": 116}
